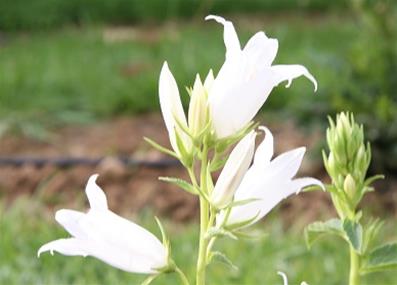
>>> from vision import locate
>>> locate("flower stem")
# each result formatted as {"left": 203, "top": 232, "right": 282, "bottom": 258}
{"left": 175, "top": 266, "right": 190, "bottom": 285}
{"left": 196, "top": 196, "right": 210, "bottom": 285}
{"left": 196, "top": 144, "right": 210, "bottom": 285}
{"left": 349, "top": 245, "right": 360, "bottom": 285}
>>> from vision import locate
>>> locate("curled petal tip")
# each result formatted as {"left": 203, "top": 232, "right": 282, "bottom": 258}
{"left": 205, "top": 15, "right": 224, "bottom": 23}
{"left": 89, "top": 173, "right": 99, "bottom": 182}
{"left": 277, "top": 271, "right": 288, "bottom": 285}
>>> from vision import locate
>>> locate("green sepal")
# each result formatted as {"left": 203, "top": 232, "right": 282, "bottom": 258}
{"left": 209, "top": 156, "right": 228, "bottom": 172}
{"left": 223, "top": 198, "right": 260, "bottom": 210}
{"left": 304, "top": 218, "right": 344, "bottom": 249}
{"left": 174, "top": 127, "right": 193, "bottom": 167}
{"left": 207, "top": 251, "right": 239, "bottom": 272}
{"left": 215, "top": 121, "right": 257, "bottom": 154}
{"left": 159, "top": 176, "right": 198, "bottom": 195}
{"left": 144, "top": 137, "right": 177, "bottom": 158}
{"left": 224, "top": 212, "right": 259, "bottom": 231}
{"left": 342, "top": 219, "right": 363, "bottom": 254}
{"left": 232, "top": 229, "right": 268, "bottom": 241}
{"left": 364, "top": 174, "right": 384, "bottom": 188}
{"left": 361, "top": 243, "right": 397, "bottom": 274}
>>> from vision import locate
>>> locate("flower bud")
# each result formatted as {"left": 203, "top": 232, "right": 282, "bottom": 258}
{"left": 188, "top": 74, "right": 209, "bottom": 137}
{"left": 210, "top": 131, "right": 256, "bottom": 208}
{"left": 344, "top": 174, "right": 357, "bottom": 200}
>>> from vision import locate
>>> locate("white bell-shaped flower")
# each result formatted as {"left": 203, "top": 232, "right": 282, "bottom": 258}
{"left": 38, "top": 174, "right": 168, "bottom": 274}
{"left": 205, "top": 15, "right": 318, "bottom": 138}
{"left": 218, "top": 127, "right": 324, "bottom": 228}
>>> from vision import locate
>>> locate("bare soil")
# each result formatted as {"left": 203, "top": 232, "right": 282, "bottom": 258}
{"left": 0, "top": 114, "right": 395, "bottom": 223}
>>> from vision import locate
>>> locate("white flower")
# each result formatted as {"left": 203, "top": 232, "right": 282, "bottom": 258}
{"left": 210, "top": 130, "right": 256, "bottom": 208}
{"left": 278, "top": 271, "right": 308, "bottom": 285}
{"left": 38, "top": 174, "right": 168, "bottom": 274}
{"left": 218, "top": 127, "right": 324, "bottom": 228}
{"left": 205, "top": 15, "right": 318, "bottom": 138}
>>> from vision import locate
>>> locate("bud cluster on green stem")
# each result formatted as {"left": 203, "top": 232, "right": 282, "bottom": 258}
{"left": 305, "top": 112, "right": 397, "bottom": 285}
{"left": 323, "top": 112, "right": 372, "bottom": 217}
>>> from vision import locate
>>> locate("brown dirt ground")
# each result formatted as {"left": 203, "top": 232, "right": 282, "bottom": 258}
{"left": 0, "top": 114, "right": 396, "bottom": 223}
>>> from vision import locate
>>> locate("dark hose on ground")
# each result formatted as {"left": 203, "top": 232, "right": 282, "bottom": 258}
{"left": 0, "top": 156, "right": 181, "bottom": 168}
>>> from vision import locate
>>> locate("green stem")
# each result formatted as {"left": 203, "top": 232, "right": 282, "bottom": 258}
{"left": 196, "top": 144, "right": 210, "bottom": 285}
{"left": 349, "top": 245, "right": 360, "bottom": 285}
{"left": 175, "top": 266, "right": 190, "bottom": 285}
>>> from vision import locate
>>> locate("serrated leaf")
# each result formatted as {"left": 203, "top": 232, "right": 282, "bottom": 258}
{"left": 361, "top": 243, "right": 397, "bottom": 273}
{"left": 343, "top": 219, "right": 363, "bottom": 254}
{"left": 208, "top": 251, "right": 239, "bottom": 272}
{"left": 159, "top": 177, "right": 198, "bottom": 195}
{"left": 304, "top": 219, "right": 344, "bottom": 248}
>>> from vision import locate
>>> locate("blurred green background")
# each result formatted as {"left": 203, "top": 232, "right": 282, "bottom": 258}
{"left": 1, "top": 0, "right": 397, "bottom": 284}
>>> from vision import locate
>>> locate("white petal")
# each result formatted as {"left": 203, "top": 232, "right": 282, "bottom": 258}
{"left": 277, "top": 271, "right": 289, "bottom": 285}
{"left": 243, "top": 32, "right": 279, "bottom": 67}
{"left": 292, "top": 177, "right": 325, "bottom": 193}
{"left": 204, "top": 69, "right": 214, "bottom": 91}
{"left": 80, "top": 209, "right": 167, "bottom": 267}
{"left": 253, "top": 126, "right": 274, "bottom": 166}
{"left": 211, "top": 131, "right": 256, "bottom": 207}
{"left": 270, "top": 64, "right": 318, "bottom": 91}
{"left": 55, "top": 209, "right": 86, "bottom": 238}
{"left": 209, "top": 65, "right": 272, "bottom": 138}
{"left": 159, "top": 61, "right": 187, "bottom": 133}
{"left": 205, "top": 15, "right": 241, "bottom": 60}
{"left": 38, "top": 238, "right": 88, "bottom": 257}
{"left": 267, "top": 147, "right": 306, "bottom": 179}
{"left": 85, "top": 174, "right": 108, "bottom": 211}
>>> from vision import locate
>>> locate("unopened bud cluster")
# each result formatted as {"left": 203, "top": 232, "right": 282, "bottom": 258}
{"left": 323, "top": 112, "right": 371, "bottom": 214}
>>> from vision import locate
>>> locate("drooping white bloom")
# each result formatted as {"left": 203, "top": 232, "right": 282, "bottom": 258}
{"left": 38, "top": 174, "right": 168, "bottom": 274}
{"left": 278, "top": 271, "right": 309, "bottom": 285}
{"left": 217, "top": 127, "right": 324, "bottom": 228}
{"left": 210, "top": 130, "right": 256, "bottom": 208}
{"left": 205, "top": 15, "right": 318, "bottom": 138}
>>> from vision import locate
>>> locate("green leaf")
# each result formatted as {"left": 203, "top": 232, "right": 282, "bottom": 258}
{"left": 304, "top": 219, "right": 344, "bottom": 249}
{"left": 208, "top": 251, "right": 239, "bottom": 272}
{"left": 205, "top": 227, "right": 238, "bottom": 240}
{"left": 362, "top": 219, "right": 383, "bottom": 254}
{"left": 343, "top": 219, "right": 363, "bottom": 254}
{"left": 159, "top": 177, "right": 198, "bottom": 195}
{"left": 144, "top": 137, "right": 177, "bottom": 158}
{"left": 361, "top": 243, "right": 397, "bottom": 273}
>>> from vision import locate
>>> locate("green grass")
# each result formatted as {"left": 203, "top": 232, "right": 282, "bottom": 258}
{"left": 1, "top": 196, "right": 397, "bottom": 284}
{"left": 0, "top": 13, "right": 357, "bottom": 133}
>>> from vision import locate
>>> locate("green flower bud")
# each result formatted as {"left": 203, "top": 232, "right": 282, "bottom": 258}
{"left": 344, "top": 174, "right": 357, "bottom": 200}
{"left": 188, "top": 74, "right": 209, "bottom": 137}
